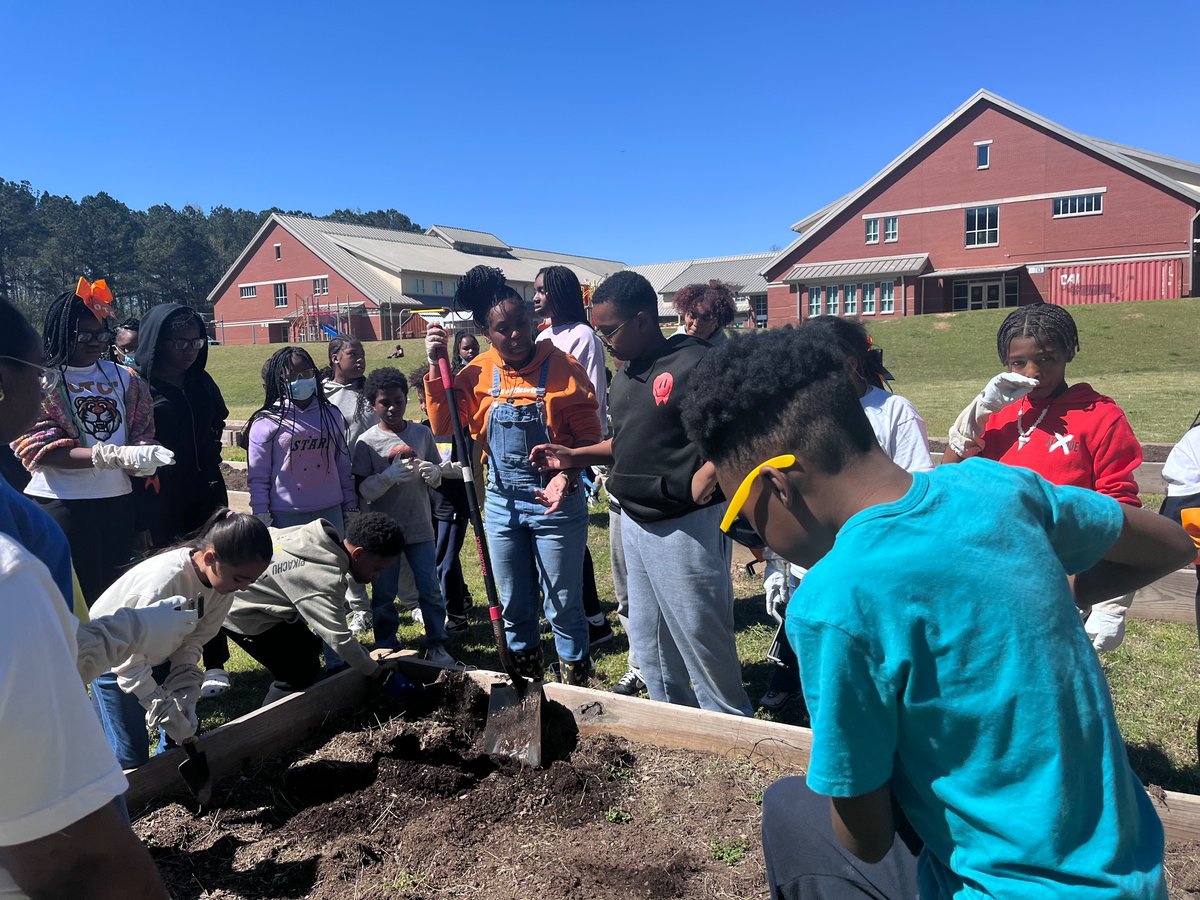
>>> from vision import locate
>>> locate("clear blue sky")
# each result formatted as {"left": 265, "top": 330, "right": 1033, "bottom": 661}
{"left": 3, "top": 1, "right": 1197, "bottom": 265}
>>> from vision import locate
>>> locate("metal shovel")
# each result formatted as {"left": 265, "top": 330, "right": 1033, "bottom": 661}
{"left": 434, "top": 343, "right": 543, "bottom": 767}
{"left": 178, "top": 739, "right": 212, "bottom": 806}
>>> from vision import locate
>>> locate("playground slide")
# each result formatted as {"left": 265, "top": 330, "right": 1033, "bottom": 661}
{"left": 320, "top": 324, "right": 338, "bottom": 339}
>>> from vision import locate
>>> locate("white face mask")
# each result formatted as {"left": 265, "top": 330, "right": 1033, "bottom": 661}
{"left": 288, "top": 377, "right": 317, "bottom": 402}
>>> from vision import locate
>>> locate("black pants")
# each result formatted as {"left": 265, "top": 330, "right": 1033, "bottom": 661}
{"left": 582, "top": 545, "right": 602, "bottom": 619}
{"left": 225, "top": 620, "right": 323, "bottom": 691}
{"left": 435, "top": 516, "right": 470, "bottom": 616}
{"left": 202, "top": 630, "right": 231, "bottom": 670}
{"left": 762, "top": 777, "right": 919, "bottom": 899}
{"left": 37, "top": 494, "right": 135, "bottom": 607}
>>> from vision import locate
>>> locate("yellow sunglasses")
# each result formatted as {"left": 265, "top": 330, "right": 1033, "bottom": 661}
{"left": 719, "top": 454, "right": 796, "bottom": 533}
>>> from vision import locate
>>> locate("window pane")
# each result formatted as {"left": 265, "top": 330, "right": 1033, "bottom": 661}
{"left": 977, "top": 144, "right": 989, "bottom": 167}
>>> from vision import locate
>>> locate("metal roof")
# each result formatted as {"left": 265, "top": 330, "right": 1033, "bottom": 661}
{"left": 762, "top": 89, "right": 1200, "bottom": 280}
{"left": 208, "top": 214, "right": 624, "bottom": 307}
{"left": 920, "top": 263, "right": 1023, "bottom": 279}
{"left": 631, "top": 253, "right": 775, "bottom": 316}
{"left": 658, "top": 254, "right": 774, "bottom": 296}
{"left": 782, "top": 253, "right": 929, "bottom": 283}
{"left": 427, "top": 225, "right": 511, "bottom": 250}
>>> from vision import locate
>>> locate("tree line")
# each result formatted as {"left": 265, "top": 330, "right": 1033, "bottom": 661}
{"left": 0, "top": 177, "right": 422, "bottom": 326}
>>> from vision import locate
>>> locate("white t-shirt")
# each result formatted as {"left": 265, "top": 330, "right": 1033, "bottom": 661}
{"left": 1163, "top": 427, "right": 1200, "bottom": 497}
{"left": 24, "top": 360, "right": 131, "bottom": 500}
{"left": 0, "top": 534, "right": 127, "bottom": 898}
{"left": 860, "top": 385, "right": 934, "bottom": 473}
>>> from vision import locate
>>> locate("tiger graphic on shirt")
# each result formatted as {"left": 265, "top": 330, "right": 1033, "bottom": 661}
{"left": 74, "top": 395, "right": 123, "bottom": 442}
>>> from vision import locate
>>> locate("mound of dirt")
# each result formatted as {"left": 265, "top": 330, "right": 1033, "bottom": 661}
{"left": 137, "top": 673, "right": 770, "bottom": 899}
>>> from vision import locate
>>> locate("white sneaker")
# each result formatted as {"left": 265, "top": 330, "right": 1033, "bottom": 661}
{"left": 200, "top": 668, "right": 231, "bottom": 698}
{"left": 347, "top": 611, "right": 372, "bottom": 635}
{"left": 424, "top": 645, "right": 458, "bottom": 668}
{"left": 409, "top": 607, "right": 424, "bottom": 626}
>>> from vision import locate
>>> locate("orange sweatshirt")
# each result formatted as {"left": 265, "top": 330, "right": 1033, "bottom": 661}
{"left": 424, "top": 342, "right": 601, "bottom": 455}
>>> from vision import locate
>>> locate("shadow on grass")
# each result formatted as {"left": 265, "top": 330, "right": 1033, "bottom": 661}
{"left": 1126, "top": 738, "right": 1200, "bottom": 795}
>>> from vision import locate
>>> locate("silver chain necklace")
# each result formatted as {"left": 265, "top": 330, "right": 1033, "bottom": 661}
{"left": 1016, "top": 398, "right": 1049, "bottom": 449}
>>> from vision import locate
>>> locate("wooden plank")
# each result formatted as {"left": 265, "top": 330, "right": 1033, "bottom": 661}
{"left": 1127, "top": 568, "right": 1198, "bottom": 625}
{"left": 227, "top": 489, "right": 251, "bottom": 514}
{"left": 1153, "top": 790, "right": 1200, "bottom": 843}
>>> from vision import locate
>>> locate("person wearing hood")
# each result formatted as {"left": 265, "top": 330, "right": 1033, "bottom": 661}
{"left": 223, "top": 511, "right": 404, "bottom": 705}
{"left": 133, "top": 303, "right": 235, "bottom": 697}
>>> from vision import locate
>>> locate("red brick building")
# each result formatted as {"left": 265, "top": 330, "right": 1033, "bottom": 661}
{"left": 762, "top": 90, "right": 1200, "bottom": 325}
{"left": 208, "top": 215, "right": 623, "bottom": 345}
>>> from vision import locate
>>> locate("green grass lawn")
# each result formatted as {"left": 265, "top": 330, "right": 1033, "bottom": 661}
{"left": 197, "top": 300, "right": 1200, "bottom": 793}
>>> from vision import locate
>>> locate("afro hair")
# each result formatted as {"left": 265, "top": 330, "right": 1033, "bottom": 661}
{"left": 673, "top": 280, "right": 736, "bottom": 329}
{"left": 346, "top": 511, "right": 405, "bottom": 557}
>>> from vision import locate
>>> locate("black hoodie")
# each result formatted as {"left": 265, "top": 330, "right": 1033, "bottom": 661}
{"left": 133, "top": 304, "right": 229, "bottom": 543}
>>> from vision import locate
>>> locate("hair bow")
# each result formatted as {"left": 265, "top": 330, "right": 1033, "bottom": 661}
{"left": 75, "top": 276, "right": 114, "bottom": 319}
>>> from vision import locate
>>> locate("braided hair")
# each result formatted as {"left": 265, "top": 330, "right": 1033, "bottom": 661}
{"left": 248, "top": 346, "right": 348, "bottom": 466}
{"left": 996, "top": 302, "right": 1079, "bottom": 363}
{"left": 454, "top": 265, "right": 523, "bottom": 329}
{"left": 42, "top": 290, "right": 93, "bottom": 368}
{"left": 536, "top": 265, "right": 588, "bottom": 327}
{"left": 322, "top": 334, "right": 369, "bottom": 431}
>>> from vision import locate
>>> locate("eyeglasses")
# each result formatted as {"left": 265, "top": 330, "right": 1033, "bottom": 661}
{"left": 166, "top": 338, "right": 207, "bottom": 351}
{"left": 76, "top": 329, "right": 116, "bottom": 345}
{"left": 0, "top": 356, "right": 63, "bottom": 394}
{"left": 719, "top": 453, "right": 797, "bottom": 533}
{"left": 597, "top": 313, "right": 638, "bottom": 345}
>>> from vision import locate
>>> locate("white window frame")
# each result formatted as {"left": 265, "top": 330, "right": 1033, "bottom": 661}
{"left": 239, "top": 285, "right": 256, "bottom": 299}
{"left": 413, "top": 278, "right": 425, "bottom": 293}
{"left": 1052, "top": 193, "right": 1104, "bottom": 218}
{"left": 843, "top": 283, "right": 857, "bottom": 315}
{"left": 825, "top": 284, "right": 839, "bottom": 316}
{"left": 975, "top": 139, "right": 992, "bottom": 170}
{"left": 883, "top": 216, "right": 898, "bottom": 242}
{"left": 273, "top": 282, "right": 288, "bottom": 308}
{"left": 861, "top": 282, "right": 876, "bottom": 315}
{"left": 274, "top": 243, "right": 281, "bottom": 261}
{"left": 432, "top": 280, "right": 444, "bottom": 296}
{"left": 807, "top": 287, "right": 822, "bottom": 318}
{"left": 312, "top": 277, "right": 329, "bottom": 296}
{"left": 865, "top": 219, "right": 879, "bottom": 244}
{"left": 880, "top": 281, "right": 895, "bottom": 314}
{"left": 965, "top": 205, "right": 1000, "bottom": 248}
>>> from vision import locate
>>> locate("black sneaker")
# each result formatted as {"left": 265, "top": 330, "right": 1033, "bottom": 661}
{"left": 445, "top": 614, "right": 469, "bottom": 635}
{"left": 588, "top": 619, "right": 614, "bottom": 648}
{"left": 611, "top": 670, "right": 645, "bottom": 696}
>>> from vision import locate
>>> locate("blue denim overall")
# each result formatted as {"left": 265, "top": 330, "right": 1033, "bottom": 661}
{"left": 483, "top": 358, "right": 589, "bottom": 663}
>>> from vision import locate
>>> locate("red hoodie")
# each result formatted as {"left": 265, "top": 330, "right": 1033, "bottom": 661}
{"left": 980, "top": 382, "right": 1142, "bottom": 506}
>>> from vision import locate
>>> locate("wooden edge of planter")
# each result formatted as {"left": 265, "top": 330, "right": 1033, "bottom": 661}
{"left": 1127, "top": 567, "right": 1197, "bottom": 625}
{"left": 126, "top": 656, "right": 1200, "bottom": 844}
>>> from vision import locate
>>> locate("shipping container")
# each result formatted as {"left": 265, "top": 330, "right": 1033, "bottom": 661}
{"left": 1048, "top": 258, "right": 1183, "bottom": 306}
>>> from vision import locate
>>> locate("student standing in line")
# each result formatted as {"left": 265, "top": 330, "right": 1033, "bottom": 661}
{"left": 673, "top": 279, "right": 736, "bottom": 343}
{"left": 425, "top": 266, "right": 600, "bottom": 683}
{"left": 13, "top": 280, "right": 174, "bottom": 605}
{"left": 133, "top": 303, "right": 236, "bottom": 697}
{"left": 531, "top": 271, "right": 752, "bottom": 716}
{"left": 533, "top": 265, "right": 614, "bottom": 646}
{"left": 247, "top": 346, "right": 357, "bottom": 533}
{"left": 680, "top": 326, "right": 1189, "bottom": 899}
{"left": 352, "top": 367, "right": 455, "bottom": 665}
{"left": 452, "top": 332, "right": 480, "bottom": 370}
{"left": 106, "top": 317, "right": 139, "bottom": 366}
{"left": 942, "top": 303, "right": 1143, "bottom": 651}
{"left": 90, "top": 510, "right": 271, "bottom": 769}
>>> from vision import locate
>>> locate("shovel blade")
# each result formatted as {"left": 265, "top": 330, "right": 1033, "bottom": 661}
{"left": 481, "top": 683, "right": 543, "bottom": 768}
{"left": 178, "top": 744, "right": 213, "bottom": 806}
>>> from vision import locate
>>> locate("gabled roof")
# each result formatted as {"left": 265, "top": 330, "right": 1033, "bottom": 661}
{"left": 630, "top": 253, "right": 774, "bottom": 316}
{"left": 208, "top": 214, "right": 624, "bottom": 307}
{"left": 427, "top": 224, "right": 511, "bottom": 251}
{"left": 658, "top": 254, "right": 774, "bottom": 295}
{"left": 762, "top": 89, "right": 1200, "bottom": 279}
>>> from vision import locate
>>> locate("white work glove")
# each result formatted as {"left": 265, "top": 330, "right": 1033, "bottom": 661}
{"left": 948, "top": 373, "right": 1040, "bottom": 457}
{"left": 425, "top": 325, "right": 447, "bottom": 363}
{"left": 358, "top": 457, "right": 416, "bottom": 502}
{"left": 1085, "top": 610, "right": 1127, "bottom": 652}
{"left": 255, "top": 511, "right": 273, "bottom": 527}
{"left": 129, "top": 597, "right": 201, "bottom": 662}
{"left": 74, "top": 600, "right": 198, "bottom": 682}
{"left": 439, "top": 460, "right": 465, "bottom": 480}
{"left": 92, "top": 443, "right": 176, "bottom": 476}
{"left": 417, "top": 459, "right": 442, "bottom": 489}
{"left": 763, "top": 569, "right": 788, "bottom": 623}
{"left": 140, "top": 688, "right": 197, "bottom": 744}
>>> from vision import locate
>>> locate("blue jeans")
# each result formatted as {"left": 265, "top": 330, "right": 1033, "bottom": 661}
{"left": 371, "top": 539, "right": 448, "bottom": 648}
{"left": 622, "top": 504, "right": 752, "bottom": 716}
{"left": 92, "top": 663, "right": 171, "bottom": 769}
{"left": 484, "top": 488, "right": 589, "bottom": 663}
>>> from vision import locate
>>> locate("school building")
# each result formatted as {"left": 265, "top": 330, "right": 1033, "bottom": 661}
{"left": 761, "top": 89, "right": 1200, "bottom": 326}
{"left": 208, "top": 214, "right": 625, "bottom": 345}
{"left": 631, "top": 253, "right": 774, "bottom": 328}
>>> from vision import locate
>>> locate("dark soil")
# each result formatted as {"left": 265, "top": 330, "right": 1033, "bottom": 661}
{"left": 222, "top": 462, "right": 247, "bottom": 494}
{"left": 137, "top": 673, "right": 770, "bottom": 899}
{"left": 1168, "top": 841, "right": 1200, "bottom": 897}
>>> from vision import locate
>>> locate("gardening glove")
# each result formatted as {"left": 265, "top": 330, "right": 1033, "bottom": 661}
{"left": 948, "top": 372, "right": 1040, "bottom": 457}
{"left": 143, "top": 692, "right": 197, "bottom": 744}
{"left": 75, "top": 599, "right": 199, "bottom": 681}
{"left": 439, "top": 460, "right": 465, "bottom": 480}
{"left": 417, "top": 459, "right": 442, "bottom": 489}
{"left": 763, "top": 569, "right": 788, "bottom": 624}
{"left": 1085, "top": 610, "right": 1126, "bottom": 652}
{"left": 255, "top": 511, "right": 273, "bottom": 527}
{"left": 359, "top": 457, "right": 415, "bottom": 502}
{"left": 424, "top": 325, "right": 447, "bottom": 363}
{"left": 92, "top": 443, "right": 176, "bottom": 476}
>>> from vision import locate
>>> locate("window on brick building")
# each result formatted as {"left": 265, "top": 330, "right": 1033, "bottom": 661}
{"left": 807, "top": 287, "right": 822, "bottom": 318}
{"left": 274, "top": 244, "right": 282, "bottom": 260}
{"left": 965, "top": 205, "right": 999, "bottom": 247}
{"left": 313, "top": 277, "right": 328, "bottom": 295}
{"left": 865, "top": 219, "right": 879, "bottom": 244}
{"left": 825, "top": 284, "right": 839, "bottom": 316}
{"left": 240, "top": 286, "right": 256, "bottom": 299}
{"left": 844, "top": 284, "right": 858, "bottom": 315}
{"left": 1052, "top": 193, "right": 1103, "bottom": 217}
{"left": 862, "top": 282, "right": 876, "bottom": 315}
{"left": 883, "top": 217, "right": 898, "bottom": 242}
{"left": 880, "top": 281, "right": 895, "bottom": 314}
{"left": 274, "top": 283, "right": 288, "bottom": 307}
{"left": 753, "top": 295, "right": 768, "bottom": 328}
{"left": 976, "top": 141, "right": 991, "bottom": 169}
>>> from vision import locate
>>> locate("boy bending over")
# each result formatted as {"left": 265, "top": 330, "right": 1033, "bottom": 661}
{"left": 681, "top": 327, "right": 1192, "bottom": 899}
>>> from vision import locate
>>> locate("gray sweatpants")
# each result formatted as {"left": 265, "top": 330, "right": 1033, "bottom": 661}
{"left": 621, "top": 504, "right": 752, "bottom": 717}
{"left": 609, "top": 506, "right": 637, "bottom": 674}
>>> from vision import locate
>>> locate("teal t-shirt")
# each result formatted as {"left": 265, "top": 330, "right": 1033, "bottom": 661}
{"left": 787, "top": 458, "right": 1165, "bottom": 898}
